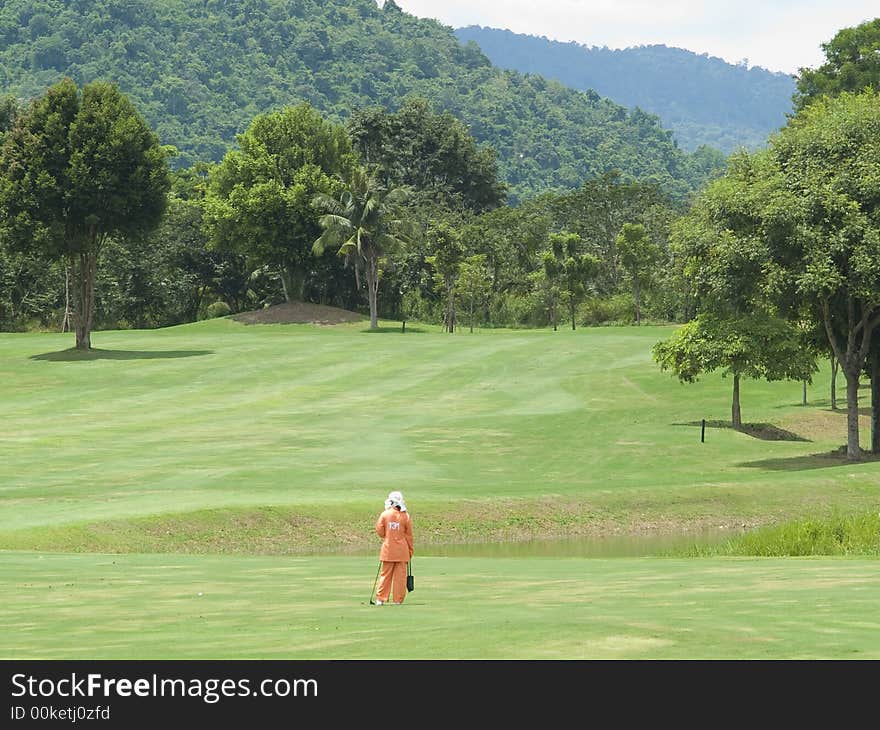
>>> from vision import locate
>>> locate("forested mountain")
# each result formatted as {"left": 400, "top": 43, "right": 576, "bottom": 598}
{"left": 455, "top": 26, "right": 798, "bottom": 154}
{"left": 0, "top": 0, "right": 723, "bottom": 203}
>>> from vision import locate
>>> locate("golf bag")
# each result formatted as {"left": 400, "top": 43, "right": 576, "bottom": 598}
{"left": 406, "top": 561, "right": 414, "bottom": 592}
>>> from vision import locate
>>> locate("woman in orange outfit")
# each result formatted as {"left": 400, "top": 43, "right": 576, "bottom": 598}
{"left": 374, "top": 490, "right": 413, "bottom": 605}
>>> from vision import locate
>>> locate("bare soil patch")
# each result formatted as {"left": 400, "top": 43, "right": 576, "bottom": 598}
{"left": 231, "top": 301, "right": 367, "bottom": 326}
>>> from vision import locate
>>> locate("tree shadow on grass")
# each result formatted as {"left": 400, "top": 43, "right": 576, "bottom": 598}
{"left": 773, "top": 398, "right": 870, "bottom": 415}
{"left": 739, "top": 448, "right": 880, "bottom": 471}
{"left": 674, "top": 419, "right": 810, "bottom": 442}
{"left": 30, "top": 348, "right": 214, "bottom": 362}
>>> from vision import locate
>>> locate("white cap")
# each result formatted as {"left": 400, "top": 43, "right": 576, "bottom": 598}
{"left": 387, "top": 490, "right": 407, "bottom": 512}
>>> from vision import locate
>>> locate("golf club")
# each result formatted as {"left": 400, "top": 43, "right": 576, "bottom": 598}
{"left": 368, "top": 560, "right": 381, "bottom": 604}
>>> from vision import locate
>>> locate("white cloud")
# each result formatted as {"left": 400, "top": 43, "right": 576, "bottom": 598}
{"left": 391, "top": 0, "right": 879, "bottom": 74}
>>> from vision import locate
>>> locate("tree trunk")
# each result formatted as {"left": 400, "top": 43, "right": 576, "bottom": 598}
{"left": 279, "top": 266, "right": 291, "bottom": 303}
{"left": 70, "top": 251, "right": 98, "bottom": 350}
{"left": 191, "top": 285, "right": 205, "bottom": 322}
{"left": 822, "top": 296, "right": 875, "bottom": 462}
{"left": 61, "top": 265, "right": 72, "bottom": 333}
{"left": 871, "top": 349, "right": 879, "bottom": 454}
{"left": 731, "top": 374, "right": 742, "bottom": 430}
{"left": 445, "top": 281, "right": 455, "bottom": 333}
{"left": 570, "top": 298, "right": 576, "bottom": 330}
{"left": 366, "top": 255, "right": 379, "bottom": 329}
{"left": 290, "top": 268, "right": 306, "bottom": 302}
{"left": 830, "top": 354, "right": 838, "bottom": 410}
{"left": 279, "top": 265, "right": 306, "bottom": 303}
{"left": 469, "top": 297, "right": 474, "bottom": 333}
{"left": 844, "top": 371, "right": 861, "bottom": 461}
{"left": 634, "top": 279, "right": 641, "bottom": 326}
{"left": 803, "top": 380, "right": 807, "bottom": 406}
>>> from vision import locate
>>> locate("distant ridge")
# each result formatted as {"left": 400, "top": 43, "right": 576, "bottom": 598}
{"left": 455, "top": 26, "right": 798, "bottom": 153}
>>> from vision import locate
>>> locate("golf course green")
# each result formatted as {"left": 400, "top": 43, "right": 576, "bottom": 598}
{"left": 2, "top": 315, "right": 879, "bottom": 659}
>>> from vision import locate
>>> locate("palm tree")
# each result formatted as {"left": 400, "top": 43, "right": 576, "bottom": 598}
{"left": 313, "top": 166, "right": 410, "bottom": 329}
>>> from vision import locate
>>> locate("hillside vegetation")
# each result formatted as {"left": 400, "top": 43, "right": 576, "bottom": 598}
{"left": 0, "top": 0, "right": 723, "bottom": 202}
{"left": 456, "top": 26, "right": 797, "bottom": 154}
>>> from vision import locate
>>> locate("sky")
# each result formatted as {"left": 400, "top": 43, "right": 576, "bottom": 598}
{"left": 390, "top": 1, "right": 879, "bottom": 75}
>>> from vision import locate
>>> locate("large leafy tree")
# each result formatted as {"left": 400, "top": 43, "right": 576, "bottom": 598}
{"left": 794, "top": 19, "right": 880, "bottom": 111}
{"left": 203, "top": 103, "right": 356, "bottom": 303}
{"left": 424, "top": 219, "right": 466, "bottom": 333}
{"left": 548, "top": 232, "right": 600, "bottom": 331}
{"left": 792, "top": 21, "right": 880, "bottom": 452}
{"left": 457, "top": 254, "right": 493, "bottom": 333}
{"left": 313, "top": 166, "right": 410, "bottom": 329}
{"left": 656, "top": 150, "right": 817, "bottom": 430}
{"left": 530, "top": 251, "right": 564, "bottom": 331}
{"left": 654, "top": 314, "right": 817, "bottom": 430}
{"left": 616, "top": 223, "right": 664, "bottom": 325}
{"left": 767, "top": 90, "right": 880, "bottom": 460}
{"left": 0, "top": 78, "right": 170, "bottom": 349}
{"left": 531, "top": 231, "right": 600, "bottom": 331}
{"left": 346, "top": 96, "right": 507, "bottom": 214}
{"left": 546, "top": 172, "right": 675, "bottom": 291}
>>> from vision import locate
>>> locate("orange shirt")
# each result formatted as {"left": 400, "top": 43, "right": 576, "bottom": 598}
{"left": 375, "top": 507, "right": 413, "bottom": 562}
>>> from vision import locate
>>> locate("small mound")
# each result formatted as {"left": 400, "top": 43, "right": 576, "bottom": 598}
{"left": 231, "top": 301, "right": 367, "bottom": 326}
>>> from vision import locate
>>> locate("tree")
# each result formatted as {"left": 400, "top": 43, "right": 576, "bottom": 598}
{"left": 0, "top": 94, "right": 18, "bottom": 135}
{"left": 794, "top": 19, "right": 880, "bottom": 111}
{"left": 313, "top": 166, "right": 410, "bottom": 329}
{"left": 0, "top": 78, "right": 170, "bottom": 349}
{"left": 767, "top": 91, "right": 880, "bottom": 460}
{"left": 870, "top": 330, "right": 880, "bottom": 452}
{"left": 792, "top": 22, "right": 880, "bottom": 455}
{"left": 424, "top": 219, "right": 465, "bottom": 333}
{"left": 547, "top": 172, "right": 672, "bottom": 291}
{"left": 658, "top": 148, "right": 817, "bottom": 429}
{"left": 468, "top": 202, "right": 552, "bottom": 294}
{"left": 552, "top": 232, "right": 600, "bottom": 331}
{"left": 203, "top": 103, "right": 355, "bottom": 303}
{"left": 457, "top": 254, "right": 492, "bottom": 333}
{"left": 616, "top": 222, "right": 664, "bottom": 325}
{"left": 653, "top": 314, "right": 817, "bottom": 430}
{"left": 347, "top": 96, "right": 507, "bottom": 214}
{"left": 531, "top": 250, "right": 564, "bottom": 331}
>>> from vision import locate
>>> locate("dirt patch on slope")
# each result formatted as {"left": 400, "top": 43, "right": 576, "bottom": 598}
{"left": 231, "top": 301, "right": 368, "bottom": 326}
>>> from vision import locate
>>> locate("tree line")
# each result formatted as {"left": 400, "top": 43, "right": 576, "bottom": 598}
{"left": 0, "top": 89, "right": 688, "bottom": 340}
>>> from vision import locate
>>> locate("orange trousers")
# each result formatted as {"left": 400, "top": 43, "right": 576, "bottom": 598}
{"left": 376, "top": 561, "right": 407, "bottom": 603}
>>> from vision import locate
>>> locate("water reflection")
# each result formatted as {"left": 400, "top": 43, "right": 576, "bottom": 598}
{"left": 416, "top": 528, "right": 745, "bottom": 558}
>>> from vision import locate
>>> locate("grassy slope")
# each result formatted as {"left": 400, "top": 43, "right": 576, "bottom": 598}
{"left": 1, "top": 318, "right": 877, "bottom": 552}
{"left": 3, "top": 319, "right": 879, "bottom": 660}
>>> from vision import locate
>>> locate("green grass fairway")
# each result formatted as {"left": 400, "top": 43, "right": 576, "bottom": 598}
{"left": 1, "top": 318, "right": 877, "bottom": 549}
{"left": 3, "top": 552, "right": 879, "bottom": 659}
{"left": 2, "top": 318, "right": 879, "bottom": 659}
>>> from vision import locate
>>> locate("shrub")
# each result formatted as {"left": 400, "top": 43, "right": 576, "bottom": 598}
{"left": 578, "top": 294, "right": 634, "bottom": 326}
{"left": 203, "top": 300, "right": 231, "bottom": 319}
{"left": 672, "top": 510, "right": 880, "bottom": 557}
{"left": 489, "top": 291, "right": 543, "bottom": 328}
